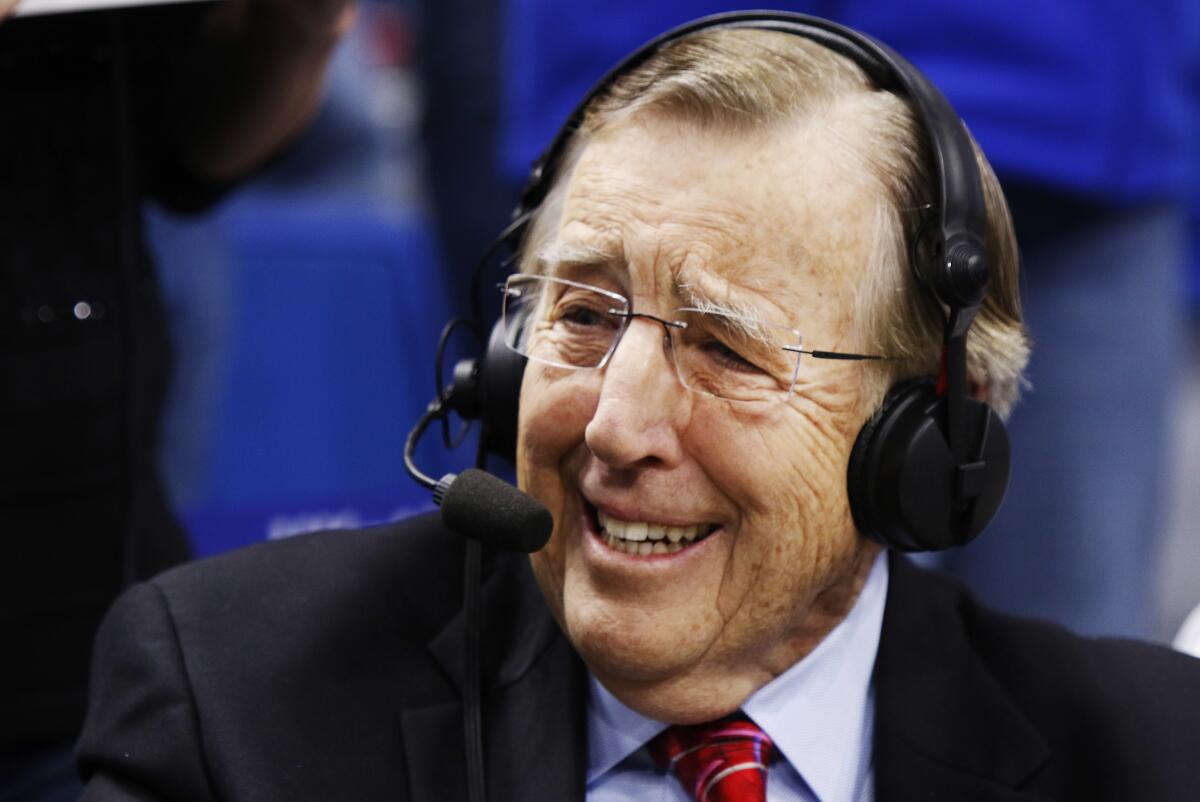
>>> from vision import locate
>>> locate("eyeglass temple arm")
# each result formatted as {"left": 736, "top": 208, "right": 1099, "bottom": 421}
{"left": 606, "top": 309, "right": 687, "bottom": 329}
{"left": 782, "top": 345, "right": 887, "bottom": 361}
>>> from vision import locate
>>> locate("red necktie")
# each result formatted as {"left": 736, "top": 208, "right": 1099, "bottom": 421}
{"left": 648, "top": 716, "right": 775, "bottom": 802}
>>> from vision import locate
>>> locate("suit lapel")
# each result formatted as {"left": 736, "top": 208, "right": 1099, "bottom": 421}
{"left": 482, "top": 634, "right": 588, "bottom": 802}
{"left": 408, "top": 549, "right": 587, "bottom": 802}
{"left": 873, "top": 554, "right": 1054, "bottom": 802}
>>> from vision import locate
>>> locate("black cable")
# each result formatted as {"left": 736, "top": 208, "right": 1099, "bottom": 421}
{"left": 462, "top": 537, "right": 485, "bottom": 802}
{"left": 462, "top": 428, "right": 489, "bottom": 802}
{"left": 403, "top": 401, "right": 444, "bottom": 491}
{"left": 435, "top": 317, "right": 481, "bottom": 407}
{"left": 435, "top": 317, "right": 481, "bottom": 449}
{"left": 404, "top": 318, "right": 486, "bottom": 802}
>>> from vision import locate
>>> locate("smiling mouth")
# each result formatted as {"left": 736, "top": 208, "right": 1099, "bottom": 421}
{"left": 590, "top": 506, "right": 718, "bottom": 556}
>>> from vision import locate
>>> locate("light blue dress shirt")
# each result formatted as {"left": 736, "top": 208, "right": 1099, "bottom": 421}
{"left": 585, "top": 552, "right": 888, "bottom": 802}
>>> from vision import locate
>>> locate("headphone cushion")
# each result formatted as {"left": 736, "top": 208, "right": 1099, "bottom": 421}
{"left": 847, "top": 380, "right": 932, "bottom": 540}
{"left": 479, "top": 315, "right": 527, "bottom": 463}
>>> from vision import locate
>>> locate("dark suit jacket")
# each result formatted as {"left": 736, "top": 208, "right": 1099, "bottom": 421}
{"left": 77, "top": 513, "right": 1200, "bottom": 801}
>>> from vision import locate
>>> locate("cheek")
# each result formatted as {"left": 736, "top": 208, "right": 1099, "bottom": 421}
{"left": 705, "top": 386, "right": 861, "bottom": 523}
{"left": 518, "top": 367, "right": 599, "bottom": 620}
{"left": 516, "top": 368, "right": 598, "bottom": 493}
{"left": 696, "top": 388, "right": 863, "bottom": 622}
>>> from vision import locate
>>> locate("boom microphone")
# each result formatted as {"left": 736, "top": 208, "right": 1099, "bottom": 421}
{"left": 404, "top": 385, "right": 554, "bottom": 552}
{"left": 434, "top": 469, "right": 553, "bottom": 553}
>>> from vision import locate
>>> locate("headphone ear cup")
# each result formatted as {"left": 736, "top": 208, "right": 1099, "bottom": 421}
{"left": 847, "top": 379, "right": 929, "bottom": 546}
{"left": 848, "top": 380, "right": 1010, "bottom": 551}
{"left": 477, "top": 312, "right": 528, "bottom": 463}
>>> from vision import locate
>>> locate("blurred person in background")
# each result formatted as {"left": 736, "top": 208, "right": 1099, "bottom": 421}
{"left": 412, "top": 0, "right": 518, "bottom": 320}
{"left": 0, "top": 0, "right": 352, "bottom": 798}
{"left": 494, "top": 0, "right": 1200, "bottom": 639}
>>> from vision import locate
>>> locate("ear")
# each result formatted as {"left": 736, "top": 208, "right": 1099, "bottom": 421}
{"left": 969, "top": 377, "right": 988, "bottom": 403}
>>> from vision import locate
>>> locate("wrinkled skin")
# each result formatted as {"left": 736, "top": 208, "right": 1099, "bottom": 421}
{"left": 518, "top": 111, "right": 884, "bottom": 724}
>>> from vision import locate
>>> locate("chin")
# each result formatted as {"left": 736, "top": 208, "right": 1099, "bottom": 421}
{"left": 568, "top": 614, "right": 699, "bottom": 682}
{"left": 586, "top": 650, "right": 761, "bottom": 724}
{"left": 560, "top": 599, "right": 758, "bottom": 720}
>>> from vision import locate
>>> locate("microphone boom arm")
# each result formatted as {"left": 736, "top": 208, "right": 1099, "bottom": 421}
{"left": 404, "top": 399, "right": 445, "bottom": 491}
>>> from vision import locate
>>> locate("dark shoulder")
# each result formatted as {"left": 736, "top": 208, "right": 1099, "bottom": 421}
{"left": 82, "top": 517, "right": 480, "bottom": 795}
{"left": 951, "top": 575, "right": 1200, "bottom": 710}
{"left": 147, "top": 512, "right": 467, "bottom": 663}
{"left": 914, "top": 561, "right": 1200, "bottom": 789}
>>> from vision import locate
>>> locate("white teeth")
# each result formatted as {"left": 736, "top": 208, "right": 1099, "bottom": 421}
{"left": 597, "top": 510, "right": 712, "bottom": 554}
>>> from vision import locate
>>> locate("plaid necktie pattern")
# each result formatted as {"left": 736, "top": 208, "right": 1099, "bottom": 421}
{"left": 648, "top": 715, "right": 775, "bottom": 802}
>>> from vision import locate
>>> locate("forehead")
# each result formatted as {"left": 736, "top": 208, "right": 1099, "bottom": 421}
{"left": 546, "top": 112, "right": 883, "bottom": 325}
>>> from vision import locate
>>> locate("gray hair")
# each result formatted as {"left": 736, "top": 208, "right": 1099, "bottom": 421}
{"left": 517, "top": 29, "right": 1028, "bottom": 417}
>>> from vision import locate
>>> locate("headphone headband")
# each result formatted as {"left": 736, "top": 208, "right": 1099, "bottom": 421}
{"left": 510, "top": 10, "right": 989, "bottom": 311}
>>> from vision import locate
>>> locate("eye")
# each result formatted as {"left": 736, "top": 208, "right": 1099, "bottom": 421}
{"left": 552, "top": 294, "right": 622, "bottom": 331}
{"left": 700, "top": 339, "right": 764, "bottom": 373}
{"left": 560, "top": 304, "right": 607, "bottom": 327}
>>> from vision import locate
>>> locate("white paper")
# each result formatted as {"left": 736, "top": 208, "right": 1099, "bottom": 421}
{"left": 14, "top": 0, "right": 210, "bottom": 18}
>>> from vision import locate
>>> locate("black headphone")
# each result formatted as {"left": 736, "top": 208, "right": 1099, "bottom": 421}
{"left": 431, "top": 10, "right": 1011, "bottom": 553}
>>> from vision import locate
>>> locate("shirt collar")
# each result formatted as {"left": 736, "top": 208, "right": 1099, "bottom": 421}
{"left": 586, "top": 551, "right": 888, "bottom": 801}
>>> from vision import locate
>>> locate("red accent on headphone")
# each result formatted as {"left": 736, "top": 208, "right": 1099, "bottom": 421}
{"left": 935, "top": 347, "right": 948, "bottom": 396}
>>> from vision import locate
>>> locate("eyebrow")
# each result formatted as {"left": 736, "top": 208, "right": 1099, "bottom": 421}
{"left": 534, "top": 247, "right": 800, "bottom": 347}
{"left": 535, "top": 240, "right": 623, "bottom": 274}
{"left": 674, "top": 280, "right": 792, "bottom": 345}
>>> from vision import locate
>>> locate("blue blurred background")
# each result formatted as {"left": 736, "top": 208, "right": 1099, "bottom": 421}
{"left": 147, "top": 0, "right": 1200, "bottom": 641}
{"left": 150, "top": 3, "right": 450, "bottom": 555}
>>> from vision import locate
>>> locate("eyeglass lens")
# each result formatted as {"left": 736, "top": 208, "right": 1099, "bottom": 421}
{"left": 502, "top": 274, "right": 803, "bottom": 404}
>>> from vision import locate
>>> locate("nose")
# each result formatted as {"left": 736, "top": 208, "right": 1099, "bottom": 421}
{"left": 584, "top": 317, "right": 688, "bottom": 469}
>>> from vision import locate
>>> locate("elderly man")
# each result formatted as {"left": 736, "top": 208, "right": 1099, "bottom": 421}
{"left": 77, "top": 14, "right": 1199, "bottom": 802}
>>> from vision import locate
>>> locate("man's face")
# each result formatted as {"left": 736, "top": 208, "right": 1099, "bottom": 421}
{"left": 517, "top": 112, "right": 883, "bottom": 723}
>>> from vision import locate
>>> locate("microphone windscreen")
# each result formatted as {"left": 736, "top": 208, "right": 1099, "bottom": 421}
{"left": 439, "top": 469, "right": 554, "bottom": 553}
